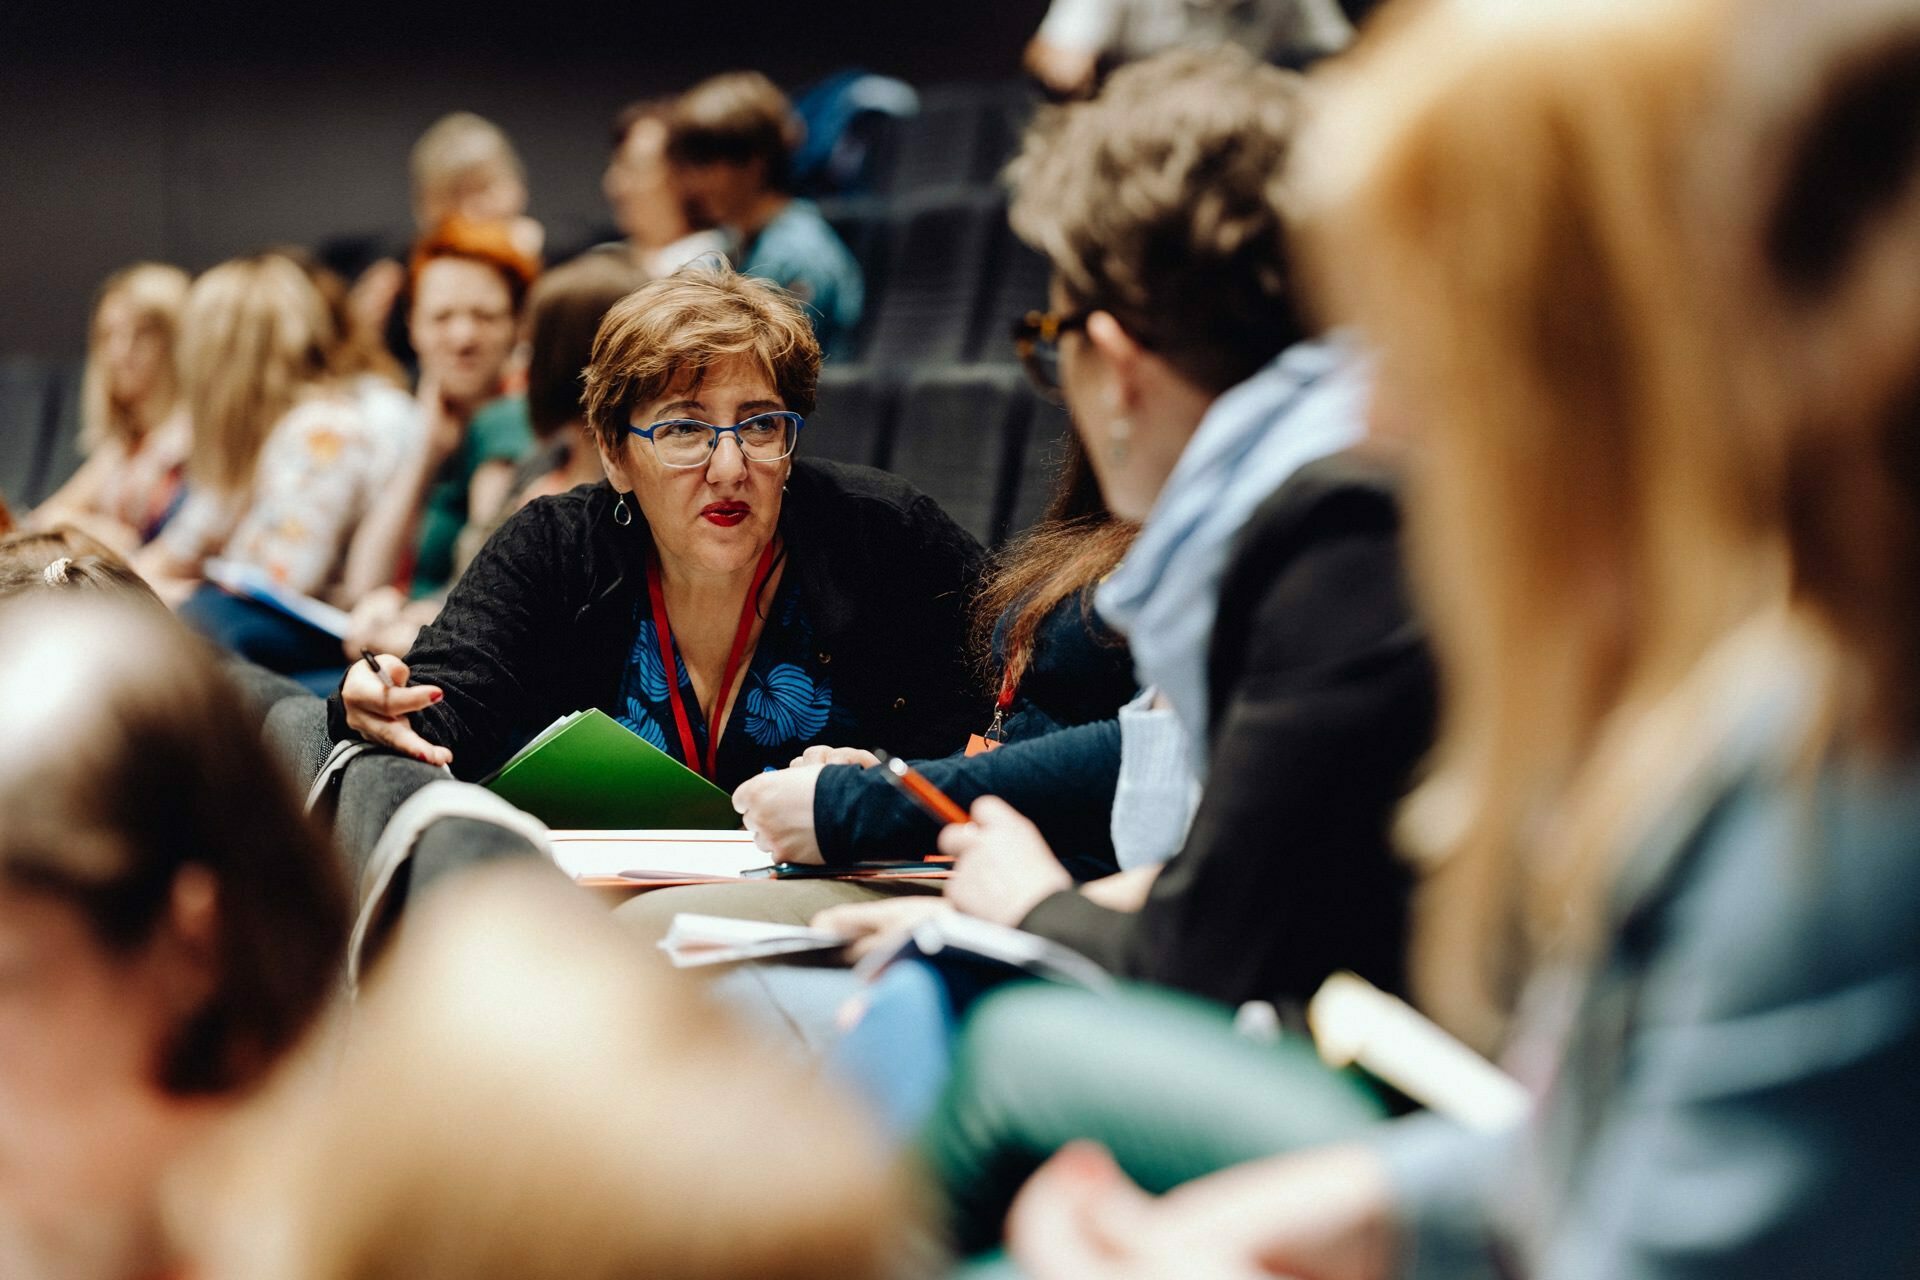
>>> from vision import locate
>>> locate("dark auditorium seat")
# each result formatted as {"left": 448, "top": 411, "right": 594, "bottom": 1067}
{"left": 0, "top": 357, "right": 55, "bottom": 510}
{"left": 970, "top": 218, "right": 1053, "bottom": 363}
{"left": 862, "top": 193, "right": 1003, "bottom": 369}
{"left": 890, "top": 365, "right": 1030, "bottom": 545}
{"left": 36, "top": 361, "right": 87, "bottom": 506}
{"left": 818, "top": 196, "right": 895, "bottom": 361}
{"left": 808, "top": 364, "right": 896, "bottom": 469}
{"left": 877, "top": 87, "right": 995, "bottom": 196}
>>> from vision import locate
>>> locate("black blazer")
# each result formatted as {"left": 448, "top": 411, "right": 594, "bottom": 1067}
{"left": 328, "top": 460, "right": 990, "bottom": 787}
{"left": 1019, "top": 449, "right": 1436, "bottom": 1007}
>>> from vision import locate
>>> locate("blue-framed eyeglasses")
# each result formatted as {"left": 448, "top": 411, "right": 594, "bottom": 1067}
{"left": 627, "top": 411, "right": 805, "bottom": 469}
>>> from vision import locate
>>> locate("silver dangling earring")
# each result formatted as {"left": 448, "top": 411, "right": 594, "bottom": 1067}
{"left": 1108, "top": 417, "right": 1132, "bottom": 467}
{"left": 613, "top": 495, "right": 633, "bottom": 527}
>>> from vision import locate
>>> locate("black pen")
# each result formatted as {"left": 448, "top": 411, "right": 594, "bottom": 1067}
{"left": 360, "top": 648, "right": 395, "bottom": 691}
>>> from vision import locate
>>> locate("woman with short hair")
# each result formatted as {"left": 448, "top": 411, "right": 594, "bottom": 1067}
{"left": 337, "top": 263, "right": 984, "bottom": 790}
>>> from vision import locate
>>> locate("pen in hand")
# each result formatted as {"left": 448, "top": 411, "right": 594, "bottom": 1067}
{"left": 360, "top": 648, "right": 395, "bottom": 691}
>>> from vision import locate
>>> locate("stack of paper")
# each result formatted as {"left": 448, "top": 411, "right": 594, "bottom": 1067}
{"left": 658, "top": 913, "right": 850, "bottom": 968}
{"left": 548, "top": 829, "right": 762, "bottom": 886}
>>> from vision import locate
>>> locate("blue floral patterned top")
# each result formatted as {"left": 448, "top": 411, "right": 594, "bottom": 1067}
{"left": 616, "top": 573, "right": 856, "bottom": 789}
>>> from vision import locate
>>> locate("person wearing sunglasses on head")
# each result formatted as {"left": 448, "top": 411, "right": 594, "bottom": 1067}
{"left": 334, "top": 263, "right": 985, "bottom": 795}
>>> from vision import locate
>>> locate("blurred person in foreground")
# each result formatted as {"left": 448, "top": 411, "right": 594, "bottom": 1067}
{"left": 995, "top": 2, "right": 1920, "bottom": 1276}
{"left": 667, "top": 72, "right": 864, "bottom": 359}
{"left": 600, "top": 99, "right": 728, "bottom": 277}
{"left": 0, "top": 595, "right": 348, "bottom": 1280}
{"left": 176, "top": 863, "right": 916, "bottom": 1280}
{"left": 30, "top": 263, "right": 193, "bottom": 553}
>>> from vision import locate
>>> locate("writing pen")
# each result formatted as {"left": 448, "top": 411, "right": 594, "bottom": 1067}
{"left": 870, "top": 750, "right": 972, "bottom": 826}
{"left": 360, "top": 648, "right": 395, "bottom": 691}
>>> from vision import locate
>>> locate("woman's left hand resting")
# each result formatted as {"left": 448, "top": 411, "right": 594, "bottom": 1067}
{"left": 812, "top": 896, "right": 953, "bottom": 962}
{"left": 938, "top": 796, "right": 1073, "bottom": 926}
{"left": 732, "top": 765, "right": 827, "bottom": 864}
{"left": 341, "top": 654, "right": 453, "bottom": 767}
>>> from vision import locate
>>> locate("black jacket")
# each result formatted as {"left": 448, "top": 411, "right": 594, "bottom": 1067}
{"left": 1019, "top": 450, "right": 1436, "bottom": 1006}
{"left": 328, "top": 460, "right": 990, "bottom": 788}
{"left": 810, "top": 584, "right": 1136, "bottom": 869}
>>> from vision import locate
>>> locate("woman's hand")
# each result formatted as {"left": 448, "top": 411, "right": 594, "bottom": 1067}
{"left": 1008, "top": 1141, "right": 1396, "bottom": 1280}
{"left": 341, "top": 653, "right": 453, "bottom": 767}
{"left": 732, "top": 764, "right": 826, "bottom": 864}
{"left": 939, "top": 796, "right": 1072, "bottom": 926}
{"left": 811, "top": 896, "right": 953, "bottom": 962}
{"left": 790, "top": 744, "right": 880, "bottom": 769}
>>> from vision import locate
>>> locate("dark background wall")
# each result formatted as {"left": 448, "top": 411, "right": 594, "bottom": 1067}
{"left": 0, "top": 0, "right": 1047, "bottom": 358}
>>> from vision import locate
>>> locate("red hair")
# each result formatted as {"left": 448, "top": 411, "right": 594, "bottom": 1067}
{"left": 408, "top": 216, "right": 539, "bottom": 313}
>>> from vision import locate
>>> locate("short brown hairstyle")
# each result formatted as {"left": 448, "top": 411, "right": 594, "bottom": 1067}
{"left": 582, "top": 264, "right": 821, "bottom": 455}
{"left": 408, "top": 215, "right": 541, "bottom": 315}
{"left": 0, "top": 595, "right": 349, "bottom": 1095}
{"left": 1007, "top": 46, "right": 1309, "bottom": 395}
{"left": 525, "top": 254, "right": 647, "bottom": 438}
{"left": 666, "top": 72, "right": 800, "bottom": 191}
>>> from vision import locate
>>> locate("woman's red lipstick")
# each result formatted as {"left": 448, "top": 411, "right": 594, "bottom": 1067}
{"left": 701, "top": 501, "right": 750, "bottom": 527}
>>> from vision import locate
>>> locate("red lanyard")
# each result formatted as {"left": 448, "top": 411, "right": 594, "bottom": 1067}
{"left": 644, "top": 539, "right": 779, "bottom": 779}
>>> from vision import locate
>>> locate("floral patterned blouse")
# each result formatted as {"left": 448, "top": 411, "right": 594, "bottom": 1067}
{"left": 161, "top": 392, "right": 398, "bottom": 601}
{"left": 616, "top": 569, "right": 857, "bottom": 789}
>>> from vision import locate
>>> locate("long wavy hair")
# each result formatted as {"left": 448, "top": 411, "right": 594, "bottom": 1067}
{"left": 177, "top": 255, "right": 336, "bottom": 496}
{"left": 971, "top": 432, "right": 1135, "bottom": 690}
{"left": 1303, "top": 0, "right": 1770, "bottom": 1048}
{"left": 81, "top": 262, "right": 190, "bottom": 453}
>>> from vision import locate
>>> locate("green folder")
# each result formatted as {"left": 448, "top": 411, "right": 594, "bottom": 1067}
{"left": 483, "top": 709, "right": 741, "bottom": 830}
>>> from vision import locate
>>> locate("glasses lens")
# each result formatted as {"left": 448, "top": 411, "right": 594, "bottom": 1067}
{"left": 653, "top": 421, "right": 716, "bottom": 467}
{"left": 738, "top": 414, "right": 795, "bottom": 461}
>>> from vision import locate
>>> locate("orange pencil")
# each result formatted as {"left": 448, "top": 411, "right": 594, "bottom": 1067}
{"left": 871, "top": 750, "right": 972, "bottom": 834}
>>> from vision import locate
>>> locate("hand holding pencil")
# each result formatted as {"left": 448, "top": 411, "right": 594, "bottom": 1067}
{"left": 341, "top": 649, "right": 453, "bottom": 767}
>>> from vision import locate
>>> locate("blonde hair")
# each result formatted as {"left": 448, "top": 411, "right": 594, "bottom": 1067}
{"left": 582, "top": 263, "right": 820, "bottom": 456}
{"left": 180, "top": 866, "right": 914, "bottom": 1280}
{"left": 410, "top": 112, "right": 525, "bottom": 228}
{"left": 177, "top": 256, "right": 336, "bottom": 496}
{"left": 1303, "top": 0, "right": 1766, "bottom": 1047}
{"left": 81, "top": 262, "right": 191, "bottom": 453}
{"left": 1007, "top": 46, "right": 1308, "bottom": 395}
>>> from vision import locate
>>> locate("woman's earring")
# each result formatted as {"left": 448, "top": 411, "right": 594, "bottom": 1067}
{"left": 613, "top": 495, "right": 633, "bottom": 527}
{"left": 1107, "top": 417, "right": 1132, "bottom": 467}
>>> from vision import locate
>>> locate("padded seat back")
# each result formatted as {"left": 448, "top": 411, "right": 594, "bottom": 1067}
{"left": 862, "top": 194, "right": 1002, "bottom": 370}
{"left": 807, "top": 365, "right": 896, "bottom": 469}
{"left": 890, "top": 364, "right": 1030, "bottom": 545}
